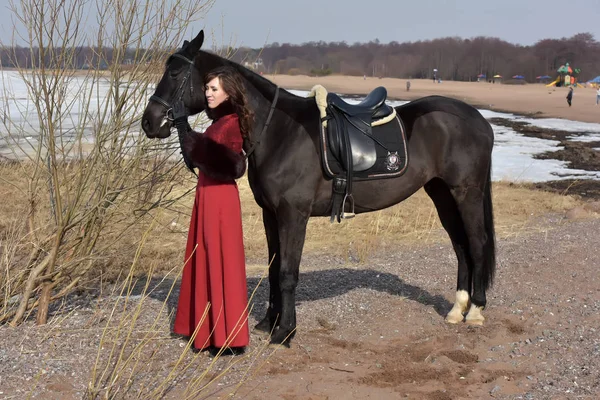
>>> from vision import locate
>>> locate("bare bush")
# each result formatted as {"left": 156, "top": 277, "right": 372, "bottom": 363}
{"left": 0, "top": 0, "right": 215, "bottom": 326}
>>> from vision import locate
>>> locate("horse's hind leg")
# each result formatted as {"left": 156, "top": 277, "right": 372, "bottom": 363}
{"left": 450, "top": 186, "right": 492, "bottom": 326}
{"left": 424, "top": 179, "right": 472, "bottom": 324}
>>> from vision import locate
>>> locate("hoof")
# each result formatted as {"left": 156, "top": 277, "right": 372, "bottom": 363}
{"left": 465, "top": 304, "right": 485, "bottom": 326}
{"left": 255, "top": 316, "right": 275, "bottom": 333}
{"left": 267, "top": 342, "right": 290, "bottom": 351}
{"left": 445, "top": 290, "right": 470, "bottom": 324}
{"left": 445, "top": 309, "right": 465, "bottom": 324}
{"left": 465, "top": 317, "right": 485, "bottom": 326}
{"left": 269, "top": 327, "right": 295, "bottom": 347}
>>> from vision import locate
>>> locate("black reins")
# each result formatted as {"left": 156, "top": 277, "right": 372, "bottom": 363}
{"left": 244, "top": 86, "right": 279, "bottom": 159}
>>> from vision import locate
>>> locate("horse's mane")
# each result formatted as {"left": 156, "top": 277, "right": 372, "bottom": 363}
{"left": 194, "top": 50, "right": 316, "bottom": 119}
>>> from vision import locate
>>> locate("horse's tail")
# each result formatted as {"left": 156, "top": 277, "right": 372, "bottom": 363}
{"left": 482, "top": 162, "right": 496, "bottom": 290}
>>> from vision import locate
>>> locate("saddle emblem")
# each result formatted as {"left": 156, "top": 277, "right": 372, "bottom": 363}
{"left": 385, "top": 151, "right": 400, "bottom": 171}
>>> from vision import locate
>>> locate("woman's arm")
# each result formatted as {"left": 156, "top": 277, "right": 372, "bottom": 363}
{"left": 180, "top": 132, "right": 246, "bottom": 180}
{"left": 176, "top": 118, "right": 246, "bottom": 181}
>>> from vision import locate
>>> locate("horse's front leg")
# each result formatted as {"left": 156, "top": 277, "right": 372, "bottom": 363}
{"left": 255, "top": 208, "right": 281, "bottom": 333}
{"left": 269, "top": 200, "right": 309, "bottom": 346}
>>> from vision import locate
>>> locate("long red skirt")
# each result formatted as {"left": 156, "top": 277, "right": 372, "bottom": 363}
{"left": 172, "top": 172, "right": 249, "bottom": 349}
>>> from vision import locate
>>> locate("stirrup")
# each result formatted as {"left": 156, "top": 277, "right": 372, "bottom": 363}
{"left": 341, "top": 194, "right": 355, "bottom": 219}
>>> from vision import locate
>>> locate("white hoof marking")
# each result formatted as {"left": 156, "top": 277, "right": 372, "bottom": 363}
{"left": 465, "top": 304, "right": 485, "bottom": 326}
{"left": 445, "top": 290, "right": 469, "bottom": 324}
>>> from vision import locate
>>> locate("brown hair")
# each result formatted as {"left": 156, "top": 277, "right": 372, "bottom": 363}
{"left": 204, "top": 66, "right": 254, "bottom": 138}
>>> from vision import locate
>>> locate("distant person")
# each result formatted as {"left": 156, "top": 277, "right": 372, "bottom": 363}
{"left": 596, "top": 86, "right": 600, "bottom": 105}
{"left": 566, "top": 87, "right": 574, "bottom": 107}
{"left": 363, "top": 74, "right": 366, "bottom": 80}
{"left": 406, "top": 80, "right": 411, "bottom": 91}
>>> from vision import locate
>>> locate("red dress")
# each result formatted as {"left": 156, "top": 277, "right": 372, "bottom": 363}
{"left": 173, "top": 113, "right": 249, "bottom": 350}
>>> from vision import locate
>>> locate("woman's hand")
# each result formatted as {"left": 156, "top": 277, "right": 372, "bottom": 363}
{"left": 172, "top": 101, "right": 189, "bottom": 132}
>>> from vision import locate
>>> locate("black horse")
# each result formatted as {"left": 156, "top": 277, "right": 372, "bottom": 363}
{"left": 142, "top": 31, "right": 496, "bottom": 346}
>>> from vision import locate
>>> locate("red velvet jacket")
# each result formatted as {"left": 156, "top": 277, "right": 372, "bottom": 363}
{"left": 179, "top": 111, "right": 246, "bottom": 181}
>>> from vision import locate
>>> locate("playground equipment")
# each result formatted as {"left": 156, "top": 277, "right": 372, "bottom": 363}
{"left": 546, "top": 77, "right": 561, "bottom": 87}
{"left": 547, "top": 63, "right": 582, "bottom": 87}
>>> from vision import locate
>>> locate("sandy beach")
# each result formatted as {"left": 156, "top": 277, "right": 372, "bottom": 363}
{"left": 268, "top": 74, "right": 600, "bottom": 123}
{"left": 3, "top": 74, "right": 600, "bottom": 399}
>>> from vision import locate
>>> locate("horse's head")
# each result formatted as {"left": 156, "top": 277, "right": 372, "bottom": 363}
{"left": 142, "top": 30, "right": 208, "bottom": 138}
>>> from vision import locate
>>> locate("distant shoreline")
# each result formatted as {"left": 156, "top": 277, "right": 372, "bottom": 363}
{"left": 4, "top": 68, "right": 597, "bottom": 122}
{"left": 267, "top": 74, "right": 600, "bottom": 123}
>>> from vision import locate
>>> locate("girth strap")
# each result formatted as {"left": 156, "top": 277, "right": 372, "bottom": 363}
{"left": 329, "top": 111, "right": 356, "bottom": 222}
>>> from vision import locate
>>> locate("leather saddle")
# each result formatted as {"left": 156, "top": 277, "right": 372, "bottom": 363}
{"left": 326, "top": 87, "right": 394, "bottom": 172}
{"left": 315, "top": 86, "right": 408, "bottom": 223}
{"left": 327, "top": 87, "right": 393, "bottom": 119}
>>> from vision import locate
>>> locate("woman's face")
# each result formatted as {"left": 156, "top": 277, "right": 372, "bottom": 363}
{"left": 205, "top": 77, "right": 229, "bottom": 109}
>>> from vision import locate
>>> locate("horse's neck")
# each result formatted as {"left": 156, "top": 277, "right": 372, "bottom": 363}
{"left": 198, "top": 52, "right": 318, "bottom": 167}
{"left": 198, "top": 50, "right": 313, "bottom": 118}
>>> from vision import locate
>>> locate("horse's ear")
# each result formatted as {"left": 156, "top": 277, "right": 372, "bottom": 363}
{"left": 189, "top": 30, "right": 204, "bottom": 52}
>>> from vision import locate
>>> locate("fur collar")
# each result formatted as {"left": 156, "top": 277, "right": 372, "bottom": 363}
{"left": 205, "top": 100, "right": 236, "bottom": 122}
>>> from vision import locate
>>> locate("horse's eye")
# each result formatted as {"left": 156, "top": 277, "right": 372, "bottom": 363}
{"left": 169, "top": 70, "right": 179, "bottom": 78}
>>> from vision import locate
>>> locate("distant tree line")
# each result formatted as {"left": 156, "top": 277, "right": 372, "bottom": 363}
{"left": 2, "top": 33, "right": 599, "bottom": 82}
{"left": 230, "top": 33, "right": 600, "bottom": 82}
{"left": 0, "top": 46, "right": 168, "bottom": 70}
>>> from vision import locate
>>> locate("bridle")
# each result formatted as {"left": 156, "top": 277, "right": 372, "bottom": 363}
{"left": 149, "top": 52, "right": 280, "bottom": 160}
{"left": 149, "top": 53, "right": 196, "bottom": 121}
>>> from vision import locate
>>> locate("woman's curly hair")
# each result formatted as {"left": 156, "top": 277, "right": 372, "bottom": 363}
{"left": 203, "top": 66, "right": 254, "bottom": 138}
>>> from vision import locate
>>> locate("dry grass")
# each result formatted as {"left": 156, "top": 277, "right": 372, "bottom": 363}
{"left": 83, "top": 229, "right": 281, "bottom": 400}
{"left": 1, "top": 161, "right": 589, "bottom": 282}
{"left": 240, "top": 178, "right": 585, "bottom": 262}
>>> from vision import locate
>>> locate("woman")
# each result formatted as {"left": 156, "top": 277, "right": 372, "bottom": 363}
{"left": 172, "top": 66, "right": 252, "bottom": 353}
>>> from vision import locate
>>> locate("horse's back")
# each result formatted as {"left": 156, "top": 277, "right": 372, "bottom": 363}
{"left": 395, "top": 95, "right": 494, "bottom": 185}
{"left": 397, "top": 95, "right": 493, "bottom": 142}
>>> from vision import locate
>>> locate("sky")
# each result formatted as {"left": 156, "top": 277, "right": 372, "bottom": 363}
{"left": 0, "top": 0, "right": 599, "bottom": 48}
{"left": 200, "top": 0, "right": 600, "bottom": 47}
